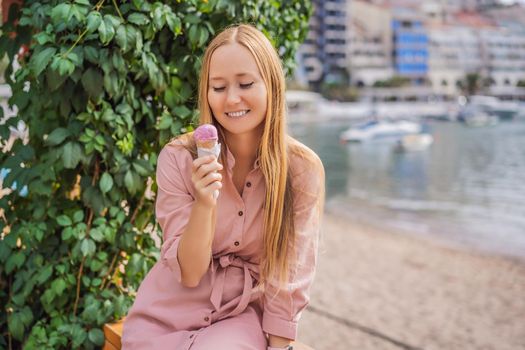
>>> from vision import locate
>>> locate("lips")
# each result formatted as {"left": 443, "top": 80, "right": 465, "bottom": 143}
{"left": 226, "top": 109, "right": 250, "bottom": 118}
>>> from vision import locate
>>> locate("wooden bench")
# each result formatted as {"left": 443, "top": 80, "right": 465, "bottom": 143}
{"left": 103, "top": 319, "right": 313, "bottom": 350}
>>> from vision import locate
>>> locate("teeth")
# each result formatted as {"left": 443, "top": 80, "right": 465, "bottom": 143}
{"left": 226, "top": 110, "right": 249, "bottom": 117}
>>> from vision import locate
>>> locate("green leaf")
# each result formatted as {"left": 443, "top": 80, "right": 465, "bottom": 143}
{"left": 57, "top": 215, "right": 73, "bottom": 227}
{"left": 128, "top": 12, "right": 149, "bottom": 26}
{"left": 132, "top": 159, "right": 152, "bottom": 176}
{"left": 80, "top": 238, "right": 96, "bottom": 257}
{"left": 99, "top": 172, "right": 113, "bottom": 193}
{"left": 116, "top": 25, "right": 136, "bottom": 53}
{"left": 51, "top": 278, "right": 67, "bottom": 296}
{"left": 67, "top": 52, "right": 82, "bottom": 66}
{"left": 157, "top": 112, "right": 172, "bottom": 130}
{"left": 8, "top": 313, "right": 24, "bottom": 341}
{"left": 81, "top": 67, "right": 104, "bottom": 98}
{"left": 89, "top": 228, "right": 104, "bottom": 242}
{"left": 95, "top": 134, "right": 105, "bottom": 146}
{"left": 124, "top": 170, "right": 141, "bottom": 195}
{"left": 46, "top": 127, "right": 70, "bottom": 146}
{"left": 46, "top": 68, "right": 68, "bottom": 91}
{"left": 98, "top": 16, "right": 116, "bottom": 44}
{"left": 0, "top": 242, "right": 11, "bottom": 263}
{"left": 84, "top": 45, "right": 99, "bottom": 63}
{"left": 103, "top": 227, "right": 116, "bottom": 244}
{"left": 198, "top": 27, "right": 209, "bottom": 46}
{"left": 72, "top": 326, "right": 87, "bottom": 348}
{"left": 51, "top": 56, "right": 75, "bottom": 76}
{"left": 62, "top": 142, "right": 82, "bottom": 169}
{"left": 184, "top": 14, "right": 200, "bottom": 24}
{"left": 88, "top": 329, "right": 105, "bottom": 346}
{"left": 30, "top": 47, "right": 57, "bottom": 76}
{"left": 6, "top": 252, "right": 26, "bottom": 274}
{"left": 51, "top": 3, "right": 72, "bottom": 25}
{"left": 19, "top": 306, "right": 33, "bottom": 327}
{"left": 86, "top": 11, "right": 102, "bottom": 34}
{"left": 36, "top": 265, "right": 54, "bottom": 285}
{"left": 166, "top": 13, "right": 181, "bottom": 35}
{"left": 152, "top": 4, "right": 166, "bottom": 30}
{"left": 70, "top": 4, "right": 86, "bottom": 22}
{"left": 188, "top": 24, "right": 199, "bottom": 46}
{"left": 172, "top": 105, "right": 192, "bottom": 119}
{"left": 34, "top": 32, "right": 54, "bottom": 45}
{"left": 73, "top": 210, "right": 84, "bottom": 223}
{"left": 105, "top": 14, "right": 123, "bottom": 28}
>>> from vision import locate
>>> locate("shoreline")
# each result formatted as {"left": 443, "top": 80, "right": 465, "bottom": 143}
{"left": 298, "top": 212, "right": 525, "bottom": 350}
{"left": 325, "top": 196, "right": 525, "bottom": 265}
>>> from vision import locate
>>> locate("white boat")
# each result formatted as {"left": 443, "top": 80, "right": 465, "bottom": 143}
{"left": 395, "top": 133, "right": 434, "bottom": 152}
{"left": 340, "top": 120, "right": 422, "bottom": 143}
{"left": 467, "top": 95, "right": 519, "bottom": 120}
{"left": 459, "top": 107, "right": 499, "bottom": 127}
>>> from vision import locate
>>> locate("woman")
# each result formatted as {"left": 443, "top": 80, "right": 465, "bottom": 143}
{"left": 122, "top": 23, "right": 324, "bottom": 350}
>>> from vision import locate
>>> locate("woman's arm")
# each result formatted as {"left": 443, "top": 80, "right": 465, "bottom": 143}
{"left": 177, "top": 155, "right": 222, "bottom": 287}
{"left": 268, "top": 334, "right": 292, "bottom": 348}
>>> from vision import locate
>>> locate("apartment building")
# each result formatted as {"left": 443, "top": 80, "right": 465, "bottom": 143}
{"left": 348, "top": 0, "right": 394, "bottom": 86}
{"left": 297, "top": 0, "right": 349, "bottom": 88}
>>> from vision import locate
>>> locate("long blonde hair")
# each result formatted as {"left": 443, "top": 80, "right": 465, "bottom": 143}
{"left": 197, "top": 24, "right": 293, "bottom": 286}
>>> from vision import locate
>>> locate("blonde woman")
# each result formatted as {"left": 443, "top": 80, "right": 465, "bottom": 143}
{"left": 122, "top": 24, "right": 325, "bottom": 350}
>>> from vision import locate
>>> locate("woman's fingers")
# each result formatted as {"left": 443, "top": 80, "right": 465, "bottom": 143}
{"left": 192, "top": 155, "right": 214, "bottom": 170}
{"left": 191, "top": 155, "right": 223, "bottom": 204}
{"left": 196, "top": 171, "right": 222, "bottom": 189}
{"left": 193, "top": 157, "right": 222, "bottom": 180}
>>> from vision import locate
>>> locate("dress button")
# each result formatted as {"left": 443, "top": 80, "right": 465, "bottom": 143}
{"left": 189, "top": 334, "right": 194, "bottom": 339}
{"left": 238, "top": 210, "right": 243, "bottom": 216}
{"left": 246, "top": 182, "right": 252, "bottom": 188}
{"left": 234, "top": 241, "right": 240, "bottom": 246}
{"left": 204, "top": 316, "right": 209, "bottom": 322}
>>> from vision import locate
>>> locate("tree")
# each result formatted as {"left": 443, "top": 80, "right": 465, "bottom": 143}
{"left": 372, "top": 75, "right": 410, "bottom": 88}
{"left": 0, "top": 1, "right": 311, "bottom": 348}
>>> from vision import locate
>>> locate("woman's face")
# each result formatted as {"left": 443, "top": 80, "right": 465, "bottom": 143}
{"left": 207, "top": 42, "right": 268, "bottom": 138}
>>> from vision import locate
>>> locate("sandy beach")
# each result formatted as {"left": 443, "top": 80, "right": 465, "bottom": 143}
{"left": 297, "top": 212, "right": 525, "bottom": 350}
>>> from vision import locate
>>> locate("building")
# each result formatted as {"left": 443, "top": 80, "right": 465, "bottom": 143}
{"left": 479, "top": 27, "right": 525, "bottom": 89}
{"left": 297, "top": 0, "right": 525, "bottom": 96}
{"left": 348, "top": 0, "right": 394, "bottom": 86}
{"left": 427, "top": 25, "right": 485, "bottom": 96}
{"left": 297, "top": 0, "right": 349, "bottom": 89}
{"left": 347, "top": 1, "right": 429, "bottom": 86}
{"left": 391, "top": 8, "right": 429, "bottom": 83}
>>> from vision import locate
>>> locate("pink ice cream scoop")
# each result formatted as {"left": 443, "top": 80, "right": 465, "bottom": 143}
{"left": 194, "top": 124, "right": 218, "bottom": 148}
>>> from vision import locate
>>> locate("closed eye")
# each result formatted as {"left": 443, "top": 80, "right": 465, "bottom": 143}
{"left": 212, "top": 86, "right": 226, "bottom": 92}
{"left": 240, "top": 82, "right": 254, "bottom": 89}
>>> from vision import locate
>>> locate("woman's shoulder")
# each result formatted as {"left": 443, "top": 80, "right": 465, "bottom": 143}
{"left": 287, "top": 136, "right": 324, "bottom": 177}
{"left": 159, "top": 132, "right": 197, "bottom": 167}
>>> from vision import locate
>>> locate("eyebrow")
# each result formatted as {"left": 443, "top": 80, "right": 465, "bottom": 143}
{"left": 209, "top": 73, "right": 254, "bottom": 81}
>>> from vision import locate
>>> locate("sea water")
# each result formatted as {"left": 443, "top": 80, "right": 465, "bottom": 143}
{"left": 290, "top": 118, "right": 525, "bottom": 261}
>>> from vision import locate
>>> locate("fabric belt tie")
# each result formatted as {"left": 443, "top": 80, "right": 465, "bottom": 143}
{"left": 210, "top": 254, "right": 259, "bottom": 320}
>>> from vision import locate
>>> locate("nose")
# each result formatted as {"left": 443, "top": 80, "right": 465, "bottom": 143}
{"left": 226, "top": 87, "right": 241, "bottom": 105}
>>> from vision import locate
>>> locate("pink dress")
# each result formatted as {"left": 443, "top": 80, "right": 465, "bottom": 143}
{"left": 122, "top": 139, "right": 324, "bottom": 350}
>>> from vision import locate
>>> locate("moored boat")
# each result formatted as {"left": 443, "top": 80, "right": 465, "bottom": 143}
{"left": 340, "top": 120, "right": 422, "bottom": 143}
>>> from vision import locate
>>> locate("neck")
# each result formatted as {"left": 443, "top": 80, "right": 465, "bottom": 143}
{"left": 223, "top": 127, "right": 263, "bottom": 164}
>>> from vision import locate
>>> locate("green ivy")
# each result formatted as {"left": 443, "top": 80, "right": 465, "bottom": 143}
{"left": 0, "top": 0, "right": 311, "bottom": 348}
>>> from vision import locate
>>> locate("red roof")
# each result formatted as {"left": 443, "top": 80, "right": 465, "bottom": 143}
{"left": 451, "top": 11, "right": 497, "bottom": 28}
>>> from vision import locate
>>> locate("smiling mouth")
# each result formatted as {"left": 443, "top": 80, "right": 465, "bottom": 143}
{"left": 226, "top": 110, "right": 250, "bottom": 118}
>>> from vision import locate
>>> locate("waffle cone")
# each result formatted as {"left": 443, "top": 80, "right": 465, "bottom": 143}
{"left": 196, "top": 140, "right": 217, "bottom": 149}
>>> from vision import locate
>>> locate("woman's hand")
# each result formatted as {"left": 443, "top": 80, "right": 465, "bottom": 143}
{"left": 191, "top": 155, "right": 223, "bottom": 208}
